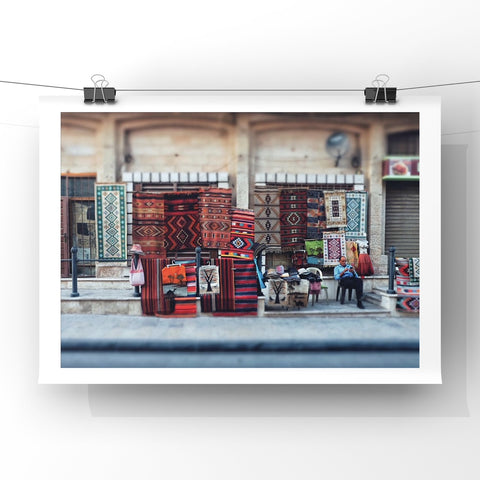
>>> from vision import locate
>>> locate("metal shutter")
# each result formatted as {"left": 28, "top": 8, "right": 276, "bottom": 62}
{"left": 384, "top": 181, "right": 419, "bottom": 257}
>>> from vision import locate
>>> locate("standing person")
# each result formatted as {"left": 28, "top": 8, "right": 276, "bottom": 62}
{"left": 334, "top": 256, "right": 365, "bottom": 309}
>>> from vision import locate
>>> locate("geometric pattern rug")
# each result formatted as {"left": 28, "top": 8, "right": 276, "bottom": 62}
{"left": 324, "top": 191, "right": 347, "bottom": 229}
{"left": 221, "top": 208, "right": 255, "bottom": 260}
{"left": 95, "top": 184, "right": 127, "bottom": 260}
{"left": 199, "top": 188, "right": 232, "bottom": 249}
{"left": 409, "top": 257, "right": 420, "bottom": 282}
{"left": 254, "top": 189, "right": 281, "bottom": 247}
{"left": 163, "top": 191, "right": 201, "bottom": 251}
{"left": 307, "top": 189, "right": 326, "bottom": 239}
{"left": 323, "top": 231, "right": 346, "bottom": 266}
{"left": 397, "top": 296, "right": 420, "bottom": 312}
{"left": 132, "top": 192, "right": 166, "bottom": 257}
{"left": 345, "top": 191, "right": 368, "bottom": 240}
{"left": 280, "top": 189, "right": 307, "bottom": 252}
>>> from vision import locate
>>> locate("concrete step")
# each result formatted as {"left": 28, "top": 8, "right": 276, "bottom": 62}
{"left": 62, "top": 278, "right": 133, "bottom": 290}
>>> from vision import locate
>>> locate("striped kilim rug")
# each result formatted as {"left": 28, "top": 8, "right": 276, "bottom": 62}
{"left": 345, "top": 191, "right": 368, "bottom": 240}
{"left": 141, "top": 257, "right": 167, "bottom": 315}
{"left": 95, "top": 184, "right": 127, "bottom": 260}
{"left": 199, "top": 188, "right": 232, "bottom": 249}
{"left": 173, "top": 297, "right": 197, "bottom": 316}
{"left": 254, "top": 189, "right": 281, "bottom": 246}
{"left": 323, "top": 231, "right": 346, "bottom": 266}
{"left": 324, "top": 191, "right": 347, "bottom": 229}
{"left": 163, "top": 191, "right": 201, "bottom": 251}
{"left": 132, "top": 192, "right": 166, "bottom": 256}
{"left": 184, "top": 262, "right": 197, "bottom": 297}
{"left": 396, "top": 284, "right": 420, "bottom": 296}
{"left": 221, "top": 208, "right": 255, "bottom": 260}
{"left": 232, "top": 260, "right": 258, "bottom": 315}
{"left": 306, "top": 189, "right": 327, "bottom": 239}
{"left": 215, "top": 258, "right": 236, "bottom": 312}
{"left": 280, "top": 189, "right": 307, "bottom": 252}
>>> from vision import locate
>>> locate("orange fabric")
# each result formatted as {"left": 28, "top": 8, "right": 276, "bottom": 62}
{"left": 162, "top": 264, "right": 187, "bottom": 286}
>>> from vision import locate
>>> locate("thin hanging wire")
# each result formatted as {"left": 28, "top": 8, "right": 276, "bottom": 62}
{"left": 1, "top": 78, "right": 480, "bottom": 92}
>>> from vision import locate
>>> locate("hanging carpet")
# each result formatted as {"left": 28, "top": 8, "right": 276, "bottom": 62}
{"left": 345, "top": 240, "right": 359, "bottom": 268}
{"left": 345, "top": 191, "right": 368, "bottom": 240}
{"left": 306, "top": 189, "right": 327, "bottom": 239}
{"left": 221, "top": 208, "right": 255, "bottom": 260}
{"left": 254, "top": 189, "right": 281, "bottom": 246}
{"left": 132, "top": 192, "right": 166, "bottom": 256}
{"left": 323, "top": 231, "right": 346, "bottom": 266}
{"left": 279, "top": 189, "right": 307, "bottom": 252}
{"left": 163, "top": 191, "right": 201, "bottom": 251}
{"left": 267, "top": 278, "right": 288, "bottom": 307}
{"left": 232, "top": 260, "right": 258, "bottom": 316}
{"left": 409, "top": 257, "right": 420, "bottom": 283}
{"left": 324, "top": 191, "right": 347, "bottom": 229}
{"left": 141, "top": 257, "right": 167, "bottom": 315}
{"left": 95, "top": 184, "right": 127, "bottom": 260}
{"left": 199, "top": 188, "right": 232, "bottom": 249}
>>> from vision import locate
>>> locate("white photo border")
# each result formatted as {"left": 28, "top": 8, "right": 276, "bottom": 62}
{"left": 39, "top": 94, "right": 441, "bottom": 384}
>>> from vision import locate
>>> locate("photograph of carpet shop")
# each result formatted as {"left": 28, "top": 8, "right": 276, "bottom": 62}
{"left": 59, "top": 110, "right": 422, "bottom": 369}
{"left": 56, "top": 112, "right": 420, "bottom": 369}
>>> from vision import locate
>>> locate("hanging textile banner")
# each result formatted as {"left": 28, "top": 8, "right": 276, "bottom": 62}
{"left": 323, "top": 231, "right": 347, "bottom": 266}
{"left": 95, "top": 184, "right": 127, "bottom": 260}
{"left": 198, "top": 265, "right": 220, "bottom": 295}
{"left": 221, "top": 208, "right": 255, "bottom": 259}
{"left": 345, "top": 240, "right": 359, "bottom": 268}
{"left": 199, "top": 188, "right": 232, "bottom": 249}
{"left": 279, "top": 189, "right": 307, "bottom": 252}
{"left": 306, "top": 189, "right": 327, "bottom": 239}
{"left": 324, "top": 191, "right": 347, "bottom": 229}
{"left": 254, "top": 189, "right": 281, "bottom": 246}
{"left": 132, "top": 192, "right": 166, "bottom": 256}
{"left": 345, "top": 191, "right": 368, "bottom": 240}
{"left": 163, "top": 191, "right": 201, "bottom": 251}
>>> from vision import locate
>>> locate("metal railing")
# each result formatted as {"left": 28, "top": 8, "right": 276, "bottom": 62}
{"left": 387, "top": 246, "right": 396, "bottom": 294}
{"left": 65, "top": 245, "right": 206, "bottom": 298}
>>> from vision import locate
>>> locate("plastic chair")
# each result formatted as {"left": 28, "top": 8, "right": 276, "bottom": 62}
{"left": 306, "top": 267, "right": 327, "bottom": 304}
{"left": 336, "top": 281, "right": 354, "bottom": 304}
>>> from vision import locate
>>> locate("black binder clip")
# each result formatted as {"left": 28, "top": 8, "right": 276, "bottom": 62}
{"left": 84, "top": 74, "right": 116, "bottom": 103}
{"left": 364, "top": 74, "right": 397, "bottom": 103}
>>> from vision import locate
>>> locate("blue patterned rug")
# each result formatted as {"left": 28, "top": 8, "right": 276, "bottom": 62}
{"left": 95, "top": 184, "right": 127, "bottom": 260}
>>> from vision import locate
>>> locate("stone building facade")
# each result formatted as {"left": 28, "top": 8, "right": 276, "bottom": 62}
{"left": 61, "top": 112, "right": 419, "bottom": 277}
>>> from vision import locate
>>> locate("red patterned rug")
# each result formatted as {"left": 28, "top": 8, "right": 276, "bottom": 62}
{"left": 132, "top": 193, "right": 166, "bottom": 256}
{"left": 199, "top": 188, "right": 232, "bottom": 249}
{"left": 221, "top": 208, "right": 255, "bottom": 260}
{"left": 163, "top": 191, "right": 201, "bottom": 251}
{"left": 280, "top": 189, "right": 307, "bottom": 251}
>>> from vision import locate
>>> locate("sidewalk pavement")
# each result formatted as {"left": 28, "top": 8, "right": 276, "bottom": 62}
{"left": 61, "top": 313, "right": 419, "bottom": 368}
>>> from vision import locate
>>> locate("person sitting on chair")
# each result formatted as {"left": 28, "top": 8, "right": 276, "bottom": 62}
{"left": 334, "top": 256, "right": 365, "bottom": 309}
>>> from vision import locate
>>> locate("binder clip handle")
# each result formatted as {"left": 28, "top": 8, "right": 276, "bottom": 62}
{"left": 364, "top": 74, "right": 397, "bottom": 104}
{"left": 84, "top": 74, "right": 116, "bottom": 103}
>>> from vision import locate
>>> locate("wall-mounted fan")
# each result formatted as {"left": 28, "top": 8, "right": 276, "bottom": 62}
{"left": 326, "top": 132, "right": 350, "bottom": 167}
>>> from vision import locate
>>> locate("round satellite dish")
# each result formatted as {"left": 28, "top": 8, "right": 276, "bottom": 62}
{"left": 326, "top": 132, "right": 350, "bottom": 167}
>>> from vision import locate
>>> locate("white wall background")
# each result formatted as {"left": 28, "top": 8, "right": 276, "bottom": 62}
{"left": 0, "top": 1, "right": 478, "bottom": 478}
